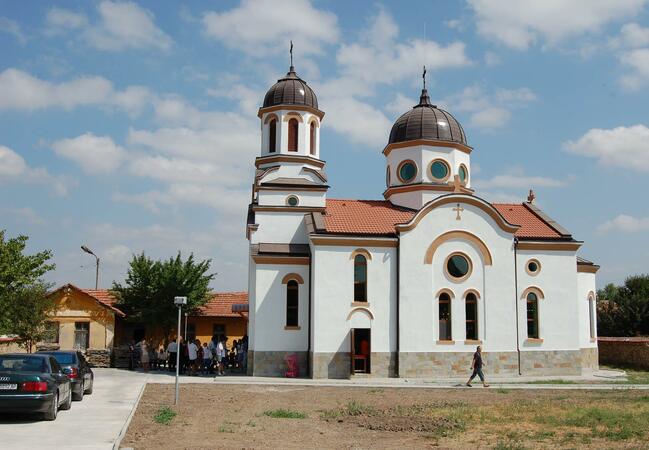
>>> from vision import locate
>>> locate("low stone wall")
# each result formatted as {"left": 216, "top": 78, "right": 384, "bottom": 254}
{"left": 250, "top": 350, "right": 308, "bottom": 377}
{"left": 86, "top": 349, "right": 111, "bottom": 367}
{"left": 312, "top": 352, "right": 349, "bottom": 379}
{"left": 598, "top": 337, "right": 649, "bottom": 370}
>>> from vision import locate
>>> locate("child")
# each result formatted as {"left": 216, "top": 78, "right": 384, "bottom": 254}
{"left": 202, "top": 341, "right": 212, "bottom": 375}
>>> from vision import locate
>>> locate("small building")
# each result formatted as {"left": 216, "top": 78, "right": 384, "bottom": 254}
{"left": 186, "top": 292, "right": 249, "bottom": 345}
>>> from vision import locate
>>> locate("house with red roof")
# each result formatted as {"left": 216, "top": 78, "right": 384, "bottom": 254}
{"left": 245, "top": 61, "right": 599, "bottom": 379}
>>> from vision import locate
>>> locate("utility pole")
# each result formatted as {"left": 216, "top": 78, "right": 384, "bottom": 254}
{"left": 81, "top": 245, "right": 99, "bottom": 289}
{"left": 173, "top": 296, "right": 187, "bottom": 406}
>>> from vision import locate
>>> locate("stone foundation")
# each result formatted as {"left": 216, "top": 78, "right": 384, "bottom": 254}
{"left": 371, "top": 352, "right": 398, "bottom": 377}
{"left": 251, "top": 351, "right": 308, "bottom": 377}
{"left": 312, "top": 352, "right": 349, "bottom": 379}
{"left": 580, "top": 347, "right": 599, "bottom": 371}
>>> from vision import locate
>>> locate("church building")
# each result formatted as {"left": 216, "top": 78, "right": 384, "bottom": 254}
{"left": 246, "top": 61, "right": 599, "bottom": 379}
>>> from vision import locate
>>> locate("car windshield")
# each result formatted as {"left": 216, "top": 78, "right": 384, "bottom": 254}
{"left": 42, "top": 353, "right": 76, "bottom": 365}
{"left": 0, "top": 356, "right": 48, "bottom": 373}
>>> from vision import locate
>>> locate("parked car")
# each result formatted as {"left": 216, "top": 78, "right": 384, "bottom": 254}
{"left": 0, "top": 353, "right": 72, "bottom": 421}
{"left": 38, "top": 351, "right": 93, "bottom": 401}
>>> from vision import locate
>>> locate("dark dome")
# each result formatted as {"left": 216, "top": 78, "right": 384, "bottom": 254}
{"left": 263, "top": 66, "right": 318, "bottom": 109}
{"left": 388, "top": 89, "right": 467, "bottom": 146}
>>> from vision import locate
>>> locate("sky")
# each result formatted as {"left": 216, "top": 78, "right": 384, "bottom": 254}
{"left": 1, "top": 0, "right": 649, "bottom": 292}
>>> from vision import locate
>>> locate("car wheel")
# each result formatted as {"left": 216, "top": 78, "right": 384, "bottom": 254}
{"left": 84, "top": 377, "right": 93, "bottom": 395}
{"left": 60, "top": 387, "right": 72, "bottom": 410}
{"left": 43, "top": 392, "right": 58, "bottom": 421}
{"left": 73, "top": 380, "right": 84, "bottom": 401}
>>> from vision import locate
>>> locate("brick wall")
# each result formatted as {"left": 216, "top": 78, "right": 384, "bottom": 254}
{"left": 598, "top": 337, "right": 649, "bottom": 370}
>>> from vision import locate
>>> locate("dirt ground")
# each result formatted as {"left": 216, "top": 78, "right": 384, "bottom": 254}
{"left": 122, "top": 384, "right": 649, "bottom": 449}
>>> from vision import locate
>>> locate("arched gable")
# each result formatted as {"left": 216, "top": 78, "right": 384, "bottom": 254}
{"left": 281, "top": 273, "right": 304, "bottom": 284}
{"left": 282, "top": 112, "right": 304, "bottom": 123}
{"left": 350, "top": 248, "right": 372, "bottom": 261}
{"left": 463, "top": 288, "right": 481, "bottom": 299}
{"left": 435, "top": 288, "right": 455, "bottom": 300}
{"left": 346, "top": 307, "right": 374, "bottom": 321}
{"left": 264, "top": 113, "right": 279, "bottom": 124}
{"left": 424, "top": 230, "right": 493, "bottom": 265}
{"left": 396, "top": 194, "right": 520, "bottom": 234}
{"left": 521, "top": 286, "right": 545, "bottom": 300}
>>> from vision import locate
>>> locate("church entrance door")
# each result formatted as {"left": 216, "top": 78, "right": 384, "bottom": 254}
{"left": 351, "top": 328, "right": 370, "bottom": 374}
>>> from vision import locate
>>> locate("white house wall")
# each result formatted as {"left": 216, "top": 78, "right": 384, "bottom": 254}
{"left": 251, "top": 212, "right": 308, "bottom": 244}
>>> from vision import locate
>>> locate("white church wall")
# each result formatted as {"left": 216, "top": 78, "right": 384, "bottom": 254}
{"left": 253, "top": 263, "right": 310, "bottom": 352}
{"left": 247, "top": 255, "right": 257, "bottom": 349}
{"left": 577, "top": 271, "right": 598, "bottom": 348}
{"left": 399, "top": 200, "right": 517, "bottom": 354}
{"left": 517, "top": 250, "right": 580, "bottom": 351}
{"left": 259, "top": 164, "right": 323, "bottom": 184}
{"left": 311, "top": 245, "right": 397, "bottom": 354}
{"left": 258, "top": 190, "right": 325, "bottom": 208}
{"left": 251, "top": 212, "right": 308, "bottom": 244}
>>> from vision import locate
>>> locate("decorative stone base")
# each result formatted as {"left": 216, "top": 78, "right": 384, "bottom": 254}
{"left": 312, "top": 352, "right": 349, "bottom": 379}
{"left": 251, "top": 350, "right": 308, "bottom": 377}
{"left": 370, "top": 352, "right": 398, "bottom": 378}
{"left": 580, "top": 347, "right": 599, "bottom": 370}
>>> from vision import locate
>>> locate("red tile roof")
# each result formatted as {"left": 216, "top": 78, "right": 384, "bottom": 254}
{"left": 324, "top": 199, "right": 415, "bottom": 235}
{"left": 492, "top": 203, "right": 562, "bottom": 238}
{"left": 195, "top": 291, "right": 249, "bottom": 318}
{"left": 78, "top": 288, "right": 126, "bottom": 317}
{"left": 322, "top": 198, "right": 566, "bottom": 239}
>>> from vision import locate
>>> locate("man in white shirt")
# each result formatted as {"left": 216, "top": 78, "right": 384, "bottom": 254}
{"left": 216, "top": 339, "right": 226, "bottom": 376}
{"left": 167, "top": 339, "right": 178, "bottom": 372}
{"left": 187, "top": 339, "right": 198, "bottom": 375}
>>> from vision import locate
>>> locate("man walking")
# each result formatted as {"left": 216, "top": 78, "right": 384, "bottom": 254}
{"left": 466, "top": 345, "right": 489, "bottom": 387}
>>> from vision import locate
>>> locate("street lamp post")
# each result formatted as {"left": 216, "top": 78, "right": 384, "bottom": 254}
{"left": 81, "top": 245, "right": 99, "bottom": 289}
{"left": 173, "top": 296, "right": 187, "bottom": 406}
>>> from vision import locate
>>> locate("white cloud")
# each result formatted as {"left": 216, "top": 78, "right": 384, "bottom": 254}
{"left": 475, "top": 171, "right": 569, "bottom": 189}
{"left": 0, "top": 17, "right": 26, "bottom": 43}
{"left": 484, "top": 52, "right": 501, "bottom": 67}
{"left": 468, "top": 0, "right": 648, "bottom": 50}
{"left": 598, "top": 214, "right": 649, "bottom": 233}
{"left": 202, "top": 0, "right": 339, "bottom": 57}
{"left": 610, "top": 22, "right": 649, "bottom": 49}
{"left": 46, "top": 1, "right": 172, "bottom": 51}
{"left": 52, "top": 133, "right": 127, "bottom": 174}
{"left": 0, "top": 68, "right": 151, "bottom": 115}
{"left": 564, "top": 124, "right": 649, "bottom": 171}
{"left": 0, "top": 207, "right": 46, "bottom": 225}
{"left": 385, "top": 93, "right": 415, "bottom": 116}
{"left": 439, "top": 85, "right": 537, "bottom": 129}
{"left": 619, "top": 48, "right": 649, "bottom": 89}
{"left": 0, "top": 145, "right": 69, "bottom": 195}
{"left": 319, "top": 97, "right": 392, "bottom": 148}
{"left": 103, "top": 244, "right": 132, "bottom": 266}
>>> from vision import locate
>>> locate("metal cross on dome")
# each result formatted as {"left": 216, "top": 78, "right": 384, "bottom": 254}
{"left": 290, "top": 40, "right": 293, "bottom": 67}
{"left": 423, "top": 65, "right": 427, "bottom": 90}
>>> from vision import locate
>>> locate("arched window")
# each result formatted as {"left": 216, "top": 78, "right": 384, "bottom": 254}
{"left": 268, "top": 119, "right": 277, "bottom": 153}
{"left": 288, "top": 118, "right": 298, "bottom": 152}
{"left": 465, "top": 293, "right": 478, "bottom": 340}
{"left": 588, "top": 294, "right": 596, "bottom": 340}
{"left": 526, "top": 292, "right": 539, "bottom": 339}
{"left": 439, "top": 293, "right": 452, "bottom": 341}
{"left": 286, "top": 280, "right": 299, "bottom": 327}
{"left": 309, "top": 122, "right": 316, "bottom": 155}
{"left": 353, "top": 254, "right": 367, "bottom": 302}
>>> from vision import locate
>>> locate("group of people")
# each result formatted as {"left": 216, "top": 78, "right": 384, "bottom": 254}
{"left": 129, "top": 334, "right": 248, "bottom": 376}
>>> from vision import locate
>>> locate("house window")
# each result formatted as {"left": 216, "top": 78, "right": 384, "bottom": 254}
{"left": 589, "top": 295, "right": 596, "bottom": 340}
{"left": 439, "top": 293, "right": 452, "bottom": 341}
{"left": 526, "top": 292, "right": 539, "bottom": 339}
{"left": 74, "top": 322, "right": 90, "bottom": 350}
{"left": 353, "top": 254, "right": 367, "bottom": 302}
{"left": 309, "top": 121, "right": 316, "bottom": 155}
{"left": 213, "top": 323, "right": 226, "bottom": 339}
{"left": 42, "top": 321, "right": 59, "bottom": 344}
{"left": 268, "top": 119, "right": 277, "bottom": 153}
{"left": 288, "top": 118, "right": 298, "bottom": 152}
{"left": 286, "top": 280, "right": 299, "bottom": 327}
{"left": 465, "top": 293, "right": 478, "bottom": 340}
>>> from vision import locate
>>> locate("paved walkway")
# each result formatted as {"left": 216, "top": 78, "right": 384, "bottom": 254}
{"left": 0, "top": 368, "right": 146, "bottom": 450}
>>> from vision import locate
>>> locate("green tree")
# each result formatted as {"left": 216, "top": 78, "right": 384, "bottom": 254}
{"left": 597, "top": 275, "right": 649, "bottom": 337}
{"left": 111, "top": 252, "right": 215, "bottom": 334}
{"left": 0, "top": 230, "right": 56, "bottom": 351}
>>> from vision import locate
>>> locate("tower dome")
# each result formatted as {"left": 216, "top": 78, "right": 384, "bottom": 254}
{"left": 263, "top": 66, "right": 318, "bottom": 109}
{"left": 388, "top": 89, "right": 467, "bottom": 146}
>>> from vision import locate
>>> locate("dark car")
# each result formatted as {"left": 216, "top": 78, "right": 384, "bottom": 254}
{"left": 0, "top": 353, "right": 72, "bottom": 421}
{"left": 38, "top": 351, "right": 93, "bottom": 401}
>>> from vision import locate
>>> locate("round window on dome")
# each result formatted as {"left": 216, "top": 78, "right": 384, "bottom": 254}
{"left": 286, "top": 195, "right": 299, "bottom": 207}
{"left": 459, "top": 164, "right": 469, "bottom": 184}
{"left": 526, "top": 259, "right": 541, "bottom": 276}
{"left": 445, "top": 252, "right": 472, "bottom": 282}
{"left": 397, "top": 160, "right": 418, "bottom": 183}
{"left": 429, "top": 159, "right": 450, "bottom": 182}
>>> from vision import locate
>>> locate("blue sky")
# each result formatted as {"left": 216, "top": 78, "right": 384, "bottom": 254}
{"left": 1, "top": 0, "right": 648, "bottom": 291}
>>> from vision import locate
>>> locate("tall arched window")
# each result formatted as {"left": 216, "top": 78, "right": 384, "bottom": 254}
{"left": 439, "top": 293, "right": 452, "bottom": 341}
{"left": 526, "top": 292, "right": 539, "bottom": 339}
{"left": 268, "top": 119, "right": 277, "bottom": 153}
{"left": 353, "top": 254, "right": 367, "bottom": 302}
{"left": 288, "top": 118, "right": 298, "bottom": 152}
{"left": 309, "top": 122, "right": 316, "bottom": 155}
{"left": 465, "top": 293, "right": 478, "bottom": 340}
{"left": 286, "top": 280, "right": 299, "bottom": 327}
{"left": 588, "top": 294, "right": 596, "bottom": 340}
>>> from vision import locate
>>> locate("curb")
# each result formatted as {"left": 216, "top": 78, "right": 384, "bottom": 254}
{"left": 112, "top": 376, "right": 148, "bottom": 450}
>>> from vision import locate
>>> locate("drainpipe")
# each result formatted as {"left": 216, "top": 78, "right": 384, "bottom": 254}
{"left": 513, "top": 237, "right": 522, "bottom": 375}
{"left": 395, "top": 237, "right": 400, "bottom": 378}
{"left": 307, "top": 252, "right": 312, "bottom": 377}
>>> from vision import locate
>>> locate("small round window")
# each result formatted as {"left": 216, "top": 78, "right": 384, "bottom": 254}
{"left": 429, "top": 159, "right": 450, "bottom": 181}
{"left": 286, "top": 195, "right": 299, "bottom": 207}
{"left": 459, "top": 165, "right": 468, "bottom": 184}
{"left": 397, "top": 160, "right": 417, "bottom": 183}
{"left": 445, "top": 253, "right": 472, "bottom": 282}
{"left": 526, "top": 259, "right": 541, "bottom": 276}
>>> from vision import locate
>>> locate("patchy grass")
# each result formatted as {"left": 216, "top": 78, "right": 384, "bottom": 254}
{"left": 153, "top": 406, "right": 176, "bottom": 425}
{"left": 525, "top": 379, "right": 576, "bottom": 384}
{"left": 263, "top": 409, "right": 307, "bottom": 419}
{"left": 366, "top": 388, "right": 384, "bottom": 394}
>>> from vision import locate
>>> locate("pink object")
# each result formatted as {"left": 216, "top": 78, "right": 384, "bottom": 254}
{"left": 285, "top": 353, "right": 299, "bottom": 378}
